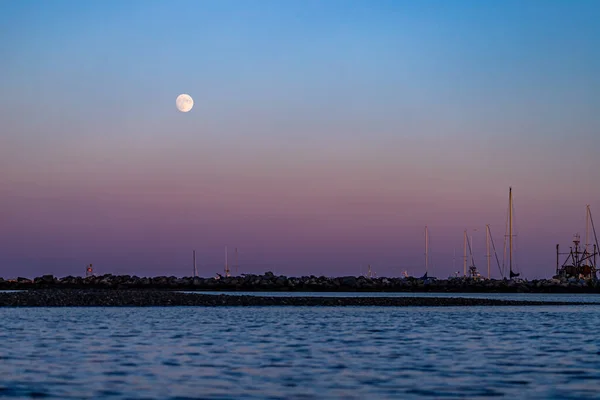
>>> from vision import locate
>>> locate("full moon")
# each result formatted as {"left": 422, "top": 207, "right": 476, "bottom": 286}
{"left": 176, "top": 94, "right": 193, "bottom": 112}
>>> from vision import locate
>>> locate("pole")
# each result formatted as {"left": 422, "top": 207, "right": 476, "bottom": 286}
{"left": 225, "top": 246, "right": 228, "bottom": 276}
{"left": 594, "top": 244, "right": 597, "bottom": 274}
{"left": 453, "top": 248, "right": 456, "bottom": 273}
{"left": 486, "top": 225, "right": 490, "bottom": 279}
{"left": 509, "top": 187, "right": 513, "bottom": 277}
{"left": 193, "top": 250, "right": 197, "bottom": 277}
{"left": 471, "top": 234, "right": 475, "bottom": 270}
{"left": 586, "top": 205, "right": 590, "bottom": 266}
{"left": 235, "top": 247, "right": 239, "bottom": 276}
{"left": 575, "top": 236, "right": 579, "bottom": 266}
{"left": 425, "top": 226, "right": 429, "bottom": 274}
{"left": 463, "top": 230, "right": 467, "bottom": 276}
{"left": 556, "top": 244, "right": 560, "bottom": 276}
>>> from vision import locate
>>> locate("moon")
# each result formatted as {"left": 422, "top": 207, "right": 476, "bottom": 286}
{"left": 176, "top": 94, "right": 193, "bottom": 112}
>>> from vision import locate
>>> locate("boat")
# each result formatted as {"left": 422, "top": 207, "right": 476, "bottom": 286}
{"left": 554, "top": 205, "right": 599, "bottom": 280}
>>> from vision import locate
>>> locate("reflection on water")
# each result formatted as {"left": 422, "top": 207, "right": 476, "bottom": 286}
{"left": 0, "top": 305, "right": 599, "bottom": 399}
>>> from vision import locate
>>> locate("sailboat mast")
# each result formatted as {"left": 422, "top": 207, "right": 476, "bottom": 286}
{"left": 193, "top": 250, "right": 197, "bottom": 278}
{"left": 453, "top": 248, "right": 456, "bottom": 273}
{"left": 235, "top": 247, "right": 239, "bottom": 275}
{"left": 225, "top": 246, "right": 229, "bottom": 276}
{"left": 471, "top": 233, "right": 475, "bottom": 268}
{"left": 486, "top": 225, "right": 490, "bottom": 279}
{"left": 509, "top": 187, "right": 513, "bottom": 277}
{"left": 586, "top": 205, "right": 591, "bottom": 266}
{"left": 425, "top": 226, "right": 429, "bottom": 274}
{"left": 463, "top": 230, "right": 467, "bottom": 276}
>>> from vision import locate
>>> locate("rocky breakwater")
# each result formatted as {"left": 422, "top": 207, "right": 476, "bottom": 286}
{"left": 2, "top": 273, "right": 600, "bottom": 293}
{"left": 0, "top": 289, "right": 595, "bottom": 307}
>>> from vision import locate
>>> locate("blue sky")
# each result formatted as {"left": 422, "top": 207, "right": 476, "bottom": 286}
{"left": 1, "top": 0, "right": 599, "bottom": 278}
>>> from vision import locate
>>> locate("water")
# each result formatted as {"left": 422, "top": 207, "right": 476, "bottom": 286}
{"left": 1, "top": 302, "right": 599, "bottom": 399}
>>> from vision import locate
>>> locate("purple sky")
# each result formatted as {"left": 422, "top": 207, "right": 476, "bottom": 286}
{"left": 1, "top": 1, "right": 599, "bottom": 279}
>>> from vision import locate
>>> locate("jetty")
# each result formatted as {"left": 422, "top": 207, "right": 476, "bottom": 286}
{"left": 2, "top": 272, "right": 600, "bottom": 293}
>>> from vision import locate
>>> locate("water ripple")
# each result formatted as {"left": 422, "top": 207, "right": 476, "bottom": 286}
{"left": 0, "top": 305, "right": 599, "bottom": 398}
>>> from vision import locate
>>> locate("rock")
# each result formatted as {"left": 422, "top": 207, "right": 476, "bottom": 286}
{"left": 341, "top": 276, "right": 357, "bottom": 287}
{"left": 275, "top": 276, "right": 287, "bottom": 287}
{"left": 3, "top": 272, "right": 600, "bottom": 293}
{"left": 0, "top": 289, "right": 596, "bottom": 307}
{"left": 192, "top": 277, "right": 203, "bottom": 287}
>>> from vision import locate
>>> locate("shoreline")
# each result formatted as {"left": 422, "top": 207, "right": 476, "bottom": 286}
{"left": 2, "top": 272, "right": 600, "bottom": 294}
{"left": 0, "top": 289, "right": 599, "bottom": 307}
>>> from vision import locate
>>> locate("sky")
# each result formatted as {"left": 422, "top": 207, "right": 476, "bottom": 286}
{"left": 1, "top": 0, "right": 599, "bottom": 279}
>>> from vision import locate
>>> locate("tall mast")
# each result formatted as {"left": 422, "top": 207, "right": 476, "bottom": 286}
{"left": 193, "top": 250, "right": 197, "bottom": 277}
{"left": 225, "top": 246, "right": 229, "bottom": 276}
{"left": 586, "top": 205, "right": 591, "bottom": 266}
{"left": 425, "top": 226, "right": 429, "bottom": 274}
{"left": 463, "top": 230, "right": 467, "bottom": 276}
{"left": 453, "top": 248, "right": 456, "bottom": 273}
{"left": 470, "top": 231, "right": 476, "bottom": 269}
{"left": 509, "top": 187, "right": 513, "bottom": 277}
{"left": 486, "top": 225, "right": 490, "bottom": 279}
{"left": 235, "top": 247, "right": 239, "bottom": 275}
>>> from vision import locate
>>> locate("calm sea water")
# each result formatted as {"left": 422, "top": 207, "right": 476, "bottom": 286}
{"left": 1, "top": 299, "right": 599, "bottom": 399}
